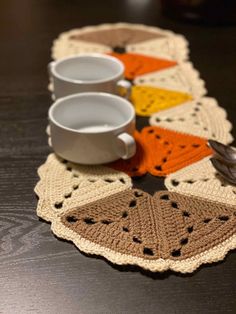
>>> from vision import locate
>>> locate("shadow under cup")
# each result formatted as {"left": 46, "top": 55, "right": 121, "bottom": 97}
{"left": 49, "top": 93, "right": 136, "bottom": 164}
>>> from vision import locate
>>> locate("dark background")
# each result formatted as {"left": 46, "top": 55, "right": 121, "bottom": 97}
{"left": 0, "top": 0, "right": 235, "bottom": 313}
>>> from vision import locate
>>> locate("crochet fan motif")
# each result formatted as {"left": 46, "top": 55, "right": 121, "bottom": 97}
{"left": 51, "top": 189, "right": 236, "bottom": 273}
{"left": 109, "top": 126, "right": 212, "bottom": 177}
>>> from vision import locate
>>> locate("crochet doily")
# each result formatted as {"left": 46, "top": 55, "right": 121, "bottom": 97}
{"left": 35, "top": 23, "right": 235, "bottom": 274}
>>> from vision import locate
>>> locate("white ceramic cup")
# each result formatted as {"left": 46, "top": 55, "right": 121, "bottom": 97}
{"left": 48, "top": 92, "right": 136, "bottom": 164}
{"left": 48, "top": 53, "right": 131, "bottom": 99}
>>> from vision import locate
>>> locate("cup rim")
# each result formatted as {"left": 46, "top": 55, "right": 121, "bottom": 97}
{"left": 50, "top": 53, "right": 125, "bottom": 84}
{"left": 48, "top": 92, "right": 135, "bottom": 134}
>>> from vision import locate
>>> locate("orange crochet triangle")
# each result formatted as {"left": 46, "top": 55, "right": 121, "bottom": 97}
{"left": 131, "top": 85, "right": 193, "bottom": 117}
{"left": 108, "top": 52, "right": 177, "bottom": 80}
{"left": 109, "top": 126, "right": 213, "bottom": 177}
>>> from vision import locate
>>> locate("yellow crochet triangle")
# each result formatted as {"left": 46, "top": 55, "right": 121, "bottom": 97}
{"left": 131, "top": 85, "right": 192, "bottom": 117}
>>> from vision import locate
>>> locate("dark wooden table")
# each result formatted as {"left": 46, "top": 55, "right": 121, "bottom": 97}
{"left": 0, "top": 1, "right": 235, "bottom": 313}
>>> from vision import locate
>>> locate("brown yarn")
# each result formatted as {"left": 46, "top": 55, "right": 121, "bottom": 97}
{"left": 60, "top": 189, "right": 236, "bottom": 261}
{"left": 69, "top": 27, "right": 163, "bottom": 48}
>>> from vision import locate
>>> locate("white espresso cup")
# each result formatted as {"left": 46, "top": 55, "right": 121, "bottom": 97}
{"left": 48, "top": 92, "right": 136, "bottom": 164}
{"left": 48, "top": 53, "right": 131, "bottom": 99}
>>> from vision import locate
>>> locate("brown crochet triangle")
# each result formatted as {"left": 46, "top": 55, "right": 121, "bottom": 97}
{"left": 57, "top": 189, "right": 236, "bottom": 272}
{"left": 153, "top": 191, "right": 236, "bottom": 260}
{"left": 69, "top": 27, "right": 163, "bottom": 47}
{"left": 60, "top": 189, "right": 160, "bottom": 259}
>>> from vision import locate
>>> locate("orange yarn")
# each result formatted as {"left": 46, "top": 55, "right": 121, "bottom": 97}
{"left": 108, "top": 52, "right": 177, "bottom": 80}
{"left": 109, "top": 126, "right": 213, "bottom": 177}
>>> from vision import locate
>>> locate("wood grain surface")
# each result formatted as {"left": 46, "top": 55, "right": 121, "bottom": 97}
{"left": 0, "top": 0, "right": 235, "bottom": 313}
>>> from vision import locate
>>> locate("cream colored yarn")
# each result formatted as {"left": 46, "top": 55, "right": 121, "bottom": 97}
{"left": 134, "top": 62, "right": 206, "bottom": 98}
{"left": 52, "top": 39, "right": 110, "bottom": 60}
{"left": 35, "top": 154, "right": 132, "bottom": 222}
{"left": 149, "top": 97, "right": 233, "bottom": 144}
{"left": 126, "top": 36, "right": 188, "bottom": 61}
{"left": 165, "top": 157, "right": 236, "bottom": 206}
{"left": 52, "top": 23, "right": 189, "bottom": 61}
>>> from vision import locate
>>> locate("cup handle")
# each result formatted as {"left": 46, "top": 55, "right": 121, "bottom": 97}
{"left": 117, "top": 79, "right": 132, "bottom": 99}
{"left": 47, "top": 61, "right": 55, "bottom": 77}
{"left": 48, "top": 137, "right": 52, "bottom": 147}
{"left": 116, "top": 133, "right": 136, "bottom": 160}
{"left": 48, "top": 61, "right": 56, "bottom": 98}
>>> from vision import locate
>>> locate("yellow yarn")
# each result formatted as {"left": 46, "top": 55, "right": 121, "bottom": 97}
{"left": 131, "top": 85, "right": 192, "bottom": 117}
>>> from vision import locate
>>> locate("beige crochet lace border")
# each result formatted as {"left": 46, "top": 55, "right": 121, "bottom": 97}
{"left": 52, "top": 220, "right": 236, "bottom": 274}
{"left": 51, "top": 221, "right": 236, "bottom": 273}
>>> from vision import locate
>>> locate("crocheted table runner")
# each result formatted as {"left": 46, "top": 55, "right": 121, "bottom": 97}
{"left": 35, "top": 23, "right": 235, "bottom": 274}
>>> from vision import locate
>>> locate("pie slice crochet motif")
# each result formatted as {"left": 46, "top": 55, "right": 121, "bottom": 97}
{"left": 126, "top": 36, "right": 188, "bottom": 61}
{"left": 165, "top": 157, "right": 236, "bottom": 206}
{"left": 109, "top": 126, "right": 213, "bottom": 177}
{"left": 109, "top": 52, "right": 177, "bottom": 80}
{"left": 134, "top": 62, "right": 206, "bottom": 98}
{"left": 34, "top": 154, "right": 132, "bottom": 222}
{"left": 69, "top": 26, "right": 164, "bottom": 47}
{"left": 131, "top": 85, "right": 192, "bottom": 117}
{"left": 51, "top": 189, "right": 236, "bottom": 273}
{"left": 52, "top": 39, "right": 110, "bottom": 61}
{"left": 149, "top": 97, "right": 233, "bottom": 144}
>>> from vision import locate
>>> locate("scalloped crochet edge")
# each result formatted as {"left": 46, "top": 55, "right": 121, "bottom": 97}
{"left": 34, "top": 154, "right": 133, "bottom": 222}
{"left": 51, "top": 22, "right": 189, "bottom": 61}
{"left": 51, "top": 215, "right": 236, "bottom": 274}
{"left": 171, "top": 61, "right": 207, "bottom": 96}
